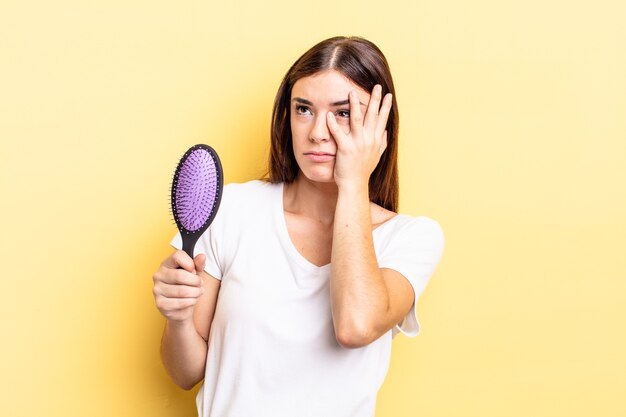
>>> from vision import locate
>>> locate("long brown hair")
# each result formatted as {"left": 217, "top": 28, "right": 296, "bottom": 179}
{"left": 267, "top": 36, "right": 399, "bottom": 212}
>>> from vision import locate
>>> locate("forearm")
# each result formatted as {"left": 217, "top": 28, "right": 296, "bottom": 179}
{"left": 330, "top": 183, "right": 390, "bottom": 347}
{"left": 160, "top": 319, "right": 207, "bottom": 390}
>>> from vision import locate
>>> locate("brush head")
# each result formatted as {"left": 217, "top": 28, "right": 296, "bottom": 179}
{"left": 171, "top": 144, "right": 223, "bottom": 238}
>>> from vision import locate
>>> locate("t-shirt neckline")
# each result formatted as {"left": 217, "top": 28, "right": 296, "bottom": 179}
{"left": 274, "top": 182, "right": 403, "bottom": 273}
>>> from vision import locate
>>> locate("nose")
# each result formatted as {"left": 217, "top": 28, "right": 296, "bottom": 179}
{"left": 309, "top": 113, "right": 331, "bottom": 143}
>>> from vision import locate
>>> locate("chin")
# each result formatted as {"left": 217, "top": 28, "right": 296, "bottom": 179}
{"left": 300, "top": 167, "right": 335, "bottom": 184}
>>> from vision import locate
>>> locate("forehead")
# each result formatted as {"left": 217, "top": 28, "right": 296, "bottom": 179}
{"left": 291, "top": 70, "right": 369, "bottom": 101}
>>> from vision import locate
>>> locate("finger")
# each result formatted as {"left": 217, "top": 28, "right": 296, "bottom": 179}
{"left": 155, "top": 282, "right": 204, "bottom": 299}
{"left": 327, "top": 112, "right": 347, "bottom": 148}
{"left": 364, "top": 84, "right": 382, "bottom": 131}
{"left": 154, "top": 294, "right": 198, "bottom": 313}
{"left": 162, "top": 250, "right": 195, "bottom": 272}
{"left": 380, "top": 130, "right": 388, "bottom": 156}
{"left": 158, "top": 268, "right": 202, "bottom": 287}
{"left": 194, "top": 253, "right": 206, "bottom": 275}
{"left": 171, "top": 298, "right": 198, "bottom": 310}
{"left": 375, "top": 93, "right": 393, "bottom": 139}
{"left": 348, "top": 90, "right": 364, "bottom": 137}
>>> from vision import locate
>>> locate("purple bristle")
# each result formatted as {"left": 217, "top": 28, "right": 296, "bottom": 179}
{"left": 174, "top": 149, "right": 218, "bottom": 232}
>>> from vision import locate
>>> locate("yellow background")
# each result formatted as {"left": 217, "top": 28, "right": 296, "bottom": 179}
{"left": 1, "top": 0, "right": 625, "bottom": 416}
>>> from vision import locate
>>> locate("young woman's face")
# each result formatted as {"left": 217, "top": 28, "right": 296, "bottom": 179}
{"left": 290, "top": 70, "right": 371, "bottom": 184}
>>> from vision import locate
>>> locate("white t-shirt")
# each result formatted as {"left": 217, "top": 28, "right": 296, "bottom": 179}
{"left": 170, "top": 180, "right": 444, "bottom": 417}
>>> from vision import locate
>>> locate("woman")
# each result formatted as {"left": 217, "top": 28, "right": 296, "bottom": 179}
{"left": 153, "top": 36, "right": 444, "bottom": 416}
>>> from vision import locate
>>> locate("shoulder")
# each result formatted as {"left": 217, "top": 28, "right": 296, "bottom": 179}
{"left": 371, "top": 203, "right": 443, "bottom": 240}
{"left": 399, "top": 215, "right": 444, "bottom": 245}
{"left": 399, "top": 215, "right": 444, "bottom": 236}
{"left": 377, "top": 213, "right": 445, "bottom": 254}
{"left": 222, "top": 179, "right": 280, "bottom": 205}
{"left": 215, "top": 180, "right": 282, "bottom": 226}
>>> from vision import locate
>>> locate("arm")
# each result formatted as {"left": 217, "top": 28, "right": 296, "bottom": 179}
{"left": 154, "top": 251, "right": 221, "bottom": 389}
{"left": 328, "top": 86, "right": 413, "bottom": 348}
{"left": 331, "top": 184, "right": 414, "bottom": 348}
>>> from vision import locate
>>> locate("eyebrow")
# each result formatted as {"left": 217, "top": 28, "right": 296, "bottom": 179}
{"left": 292, "top": 97, "right": 366, "bottom": 107}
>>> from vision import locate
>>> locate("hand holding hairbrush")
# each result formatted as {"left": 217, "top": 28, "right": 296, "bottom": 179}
{"left": 170, "top": 144, "right": 224, "bottom": 260}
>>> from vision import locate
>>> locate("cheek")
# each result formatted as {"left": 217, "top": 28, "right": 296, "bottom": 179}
{"left": 331, "top": 119, "right": 351, "bottom": 136}
{"left": 290, "top": 123, "right": 302, "bottom": 143}
{"left": 290, "top": 117, "right": 310, "bottom": 142}
{"left": 340, "top": 121, "right": 351, "bottom": 135}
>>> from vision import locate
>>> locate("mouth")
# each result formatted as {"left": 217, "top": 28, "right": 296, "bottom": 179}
{"left": 304, "top": 152, "right": 335, "bottom": 162}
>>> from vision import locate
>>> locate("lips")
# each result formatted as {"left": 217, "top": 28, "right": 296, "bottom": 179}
{"left": 304, "top": 152, "right": 335, "bottom": 162}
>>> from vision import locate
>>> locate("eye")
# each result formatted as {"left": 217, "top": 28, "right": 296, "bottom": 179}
{"left": 295, "top": 105, "right": 312, "bottom": 115}
{"left": 336, "top": 109, "right": 350, "bottom": 119}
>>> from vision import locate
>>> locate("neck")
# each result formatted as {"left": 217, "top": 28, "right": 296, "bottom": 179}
{"left": 283, "top": 173, "right": 338, "bottom": 225}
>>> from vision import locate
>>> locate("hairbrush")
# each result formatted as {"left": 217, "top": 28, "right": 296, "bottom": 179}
{"left": 170, "top": 144, "right": 224, "bottom": 259}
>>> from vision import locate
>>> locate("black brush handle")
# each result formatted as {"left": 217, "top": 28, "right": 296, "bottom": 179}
{"left": 181, "top": 232, "right": 201, "bottom": 261}
{"left": 178, "top": 231, "right": 202, "bottom": 270}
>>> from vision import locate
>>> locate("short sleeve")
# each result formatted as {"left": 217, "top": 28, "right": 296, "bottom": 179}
{"left": 377, "top": 216, "right": 445, "bottom": 338}
{"left": 168, "top": 181, "right": 271, "bottom": 281}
